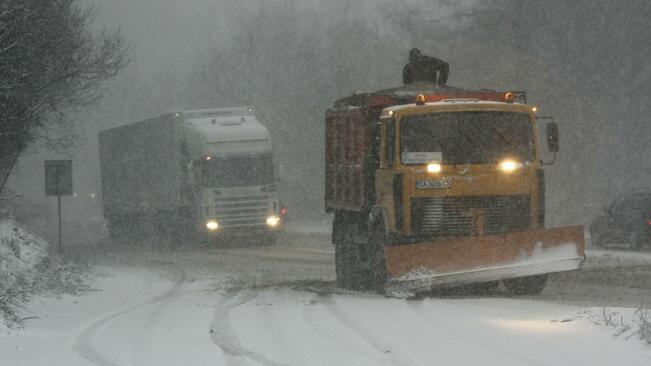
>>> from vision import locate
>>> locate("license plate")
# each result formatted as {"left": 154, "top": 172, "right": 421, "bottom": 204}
{"left": 416, "top": 178, "right": 453, "bottom": 189}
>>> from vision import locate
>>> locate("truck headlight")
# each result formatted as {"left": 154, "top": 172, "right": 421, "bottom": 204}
{"left": 266, "top": 215, "right": 280, "bottom": 227}
{"left": 499, "top": 159, "right": 523, "bottom": 172}
{"left": 427, "top": 163, "right": 442, "bottom": 173}
{"left": 206, "top": 220, "right": 219, "bottom": 231}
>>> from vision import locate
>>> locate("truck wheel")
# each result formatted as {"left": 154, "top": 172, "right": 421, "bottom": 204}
{"left": 503, "top": 274, "right": 548, "bottom": 296}
{"left": 260, "top": 232, "right": 278, "bottom": 246}
{"left": 334, "top": 211, "right": 353, "bottom": 289}
{"left": 334, "top": 211, "right": 369, "bottom": 290}
{"left": 107, "top": 215, "right": 130, "bottom": 243}
{"left": 335, "top": 241, "right": 352, "bottom": 288}
{"left": 628, "top": 231, "right": 644, "bottom": 251}
{"left": 332, "top": 211, "right": 346, "bottom": 245}
{"left": 368, "top": 214, "right": 388, "bottom": 293}
{"left": 107, "top": 216, "right": 121, "bottom": 240}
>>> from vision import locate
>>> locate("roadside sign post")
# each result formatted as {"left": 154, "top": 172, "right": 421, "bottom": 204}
{"left": 45, "top": 160, "right": 72, "bottom": 252}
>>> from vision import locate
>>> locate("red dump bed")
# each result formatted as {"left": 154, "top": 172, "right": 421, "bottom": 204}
{"left": 325, "top": 106, "right": 373, "bottom": 212}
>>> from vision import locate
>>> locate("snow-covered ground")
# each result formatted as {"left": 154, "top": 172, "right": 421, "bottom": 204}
{"left": 0, "top": 264, "right": 650, "bottom": 366}
{"left": 2, "top": 226, "right": 651, "bottom": 365}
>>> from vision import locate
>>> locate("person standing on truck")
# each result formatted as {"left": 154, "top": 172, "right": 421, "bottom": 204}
{"left": 402, "top": 48, "right": 449, "bottom": 85}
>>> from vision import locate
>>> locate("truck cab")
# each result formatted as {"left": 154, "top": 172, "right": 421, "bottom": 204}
{"left": 181, "top": 108, "right": 284, "bottom": 239}
{"left": 376, "top": 99, "right": 545, "bottom": 239}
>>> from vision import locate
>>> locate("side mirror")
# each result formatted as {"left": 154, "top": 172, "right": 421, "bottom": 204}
{"left": 546, "top": 122, "right": 559, "bottom": 153}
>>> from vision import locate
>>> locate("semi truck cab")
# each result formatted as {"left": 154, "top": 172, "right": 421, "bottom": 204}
{"left": 182, "top": 108, "right": 284, "bottom": 237}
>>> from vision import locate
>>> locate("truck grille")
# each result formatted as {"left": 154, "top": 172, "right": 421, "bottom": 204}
{"left": 411, "top": 195, "right": 531, "bottom": 237}
{"left": 215, "top": 195, "right": 270, "bottom": 227}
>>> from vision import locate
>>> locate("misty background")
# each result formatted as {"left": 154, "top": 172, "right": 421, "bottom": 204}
{"left": 5, "top": 0, "right": 651, "bottom": 245}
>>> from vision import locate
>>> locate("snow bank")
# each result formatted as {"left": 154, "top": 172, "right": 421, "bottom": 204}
{"left": 0, "top": 219, "right": 49, "bottom": 293}
{"left": 0, "top": 219, "right": 50, "bottom": 329}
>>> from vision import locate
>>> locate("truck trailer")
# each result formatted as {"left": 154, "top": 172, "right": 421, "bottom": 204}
{"left": 99, "top": 107, "right": 284, "bottom": 242}
{"left": 325, "top": 83, "right": 584, "bottom": 296}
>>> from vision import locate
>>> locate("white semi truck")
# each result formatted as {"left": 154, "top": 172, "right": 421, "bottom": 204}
{"left": 98, "top": 107, "right": 284, "bottom": 242}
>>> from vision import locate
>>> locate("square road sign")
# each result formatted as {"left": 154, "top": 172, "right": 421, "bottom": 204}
{"left": 45, "top": 160, "right": 73, "bottom": 196}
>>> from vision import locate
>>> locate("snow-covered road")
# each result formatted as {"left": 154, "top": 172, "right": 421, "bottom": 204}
{"left": 2, "top": 230, "right": 651, "bottom": 365}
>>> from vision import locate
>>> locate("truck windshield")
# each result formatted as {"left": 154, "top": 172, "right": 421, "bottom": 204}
{"left": 400, "top": 111, "right": 534, "bottom": 164}
{"left": 199, "top": 153, "right": 274, "bottom": 188}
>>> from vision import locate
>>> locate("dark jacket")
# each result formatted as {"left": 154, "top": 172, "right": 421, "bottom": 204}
{"left": 403, "top": 55, "right": 449, "bottom": 85}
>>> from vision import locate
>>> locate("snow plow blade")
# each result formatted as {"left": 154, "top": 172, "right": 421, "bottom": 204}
{"left": 383, "top": 226, "right": 585, "bottom": 294}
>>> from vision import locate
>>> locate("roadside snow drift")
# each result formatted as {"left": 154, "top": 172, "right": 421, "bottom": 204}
{"left": 0, "top": 219, "right": 49, "bottom": 294}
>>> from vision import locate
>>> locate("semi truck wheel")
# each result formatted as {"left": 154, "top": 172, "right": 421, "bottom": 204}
{"left": 628, "top": 231, "right": 644, "bottom": 251}
{"left": 107, "top": 215, "right": 126, "bottom": 241}
{"left": 503, "top": 274, "right": 548, "bottom": 296}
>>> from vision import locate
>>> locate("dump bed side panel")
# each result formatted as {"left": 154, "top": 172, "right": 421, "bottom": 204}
{"left": 325, "top": 108, "right": 370, "bottom": 212}
{"left": 99, "top": 114, "right": 185, "bottom": 216}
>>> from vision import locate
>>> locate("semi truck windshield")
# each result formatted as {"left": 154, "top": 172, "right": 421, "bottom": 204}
{"left": 400, "top": 111, "right": 534, "bottom": 164}
{"left": 199, "top": 153, "right": 274, "bottom": 187}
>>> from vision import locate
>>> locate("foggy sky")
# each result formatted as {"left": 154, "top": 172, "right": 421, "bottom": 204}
{"left": 6, "top": 0, "right": 650, "bottom": 245}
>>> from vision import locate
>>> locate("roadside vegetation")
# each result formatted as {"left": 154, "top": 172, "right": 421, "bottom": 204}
{"left": 0, "top": 218, "right": 92, "bottom": 329}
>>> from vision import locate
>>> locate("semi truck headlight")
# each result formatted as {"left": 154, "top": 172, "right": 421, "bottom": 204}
{"left": 206, "top": 220, "right": 219, "bottom": 231}
{"left": 427, "top": 163, "right": 442, "bottom": 173}
{"left": 499, "top": 159, "right": 523, "bottom": 172}
{"left": 266, "top": 215, "right": 280, "bottom": 227}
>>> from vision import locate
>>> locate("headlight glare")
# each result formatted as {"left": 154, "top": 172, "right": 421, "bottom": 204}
{"left": 266, "top": 216, "right": 280, "bottom": 227}
{"left": 206, "top": 220, "right": 219, "bottom": 231}
{"left": 427, "top": 163, "right": 442, "bottom": 173}
{"left": 499, "top": 159, "right": 523, "bottom": 172}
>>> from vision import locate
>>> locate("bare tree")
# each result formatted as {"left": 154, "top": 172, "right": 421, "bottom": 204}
{"left": 0, "top": 0, "right": 129, "bottom": 192}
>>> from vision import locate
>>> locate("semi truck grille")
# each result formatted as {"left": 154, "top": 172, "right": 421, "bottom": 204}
{"left": 411, "top": 195, "right": 531, "bottom": 237}
{"left": 215, "top": 195, "right": 270, "bottom": 227}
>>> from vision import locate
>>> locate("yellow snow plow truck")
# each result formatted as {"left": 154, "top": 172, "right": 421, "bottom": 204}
{"left": 325, "top": 84, "right": 584, "bottom": 296}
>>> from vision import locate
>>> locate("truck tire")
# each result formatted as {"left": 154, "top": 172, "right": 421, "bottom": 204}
{"left": 334, "top": 211, "right": 352, "bottom": 288}
{"left": 335, "top": 240, "right": 353, "bottom": 288}
{"left": 503, "top": 274, "right": 548, "bottom": 296}
{"left": 367, "top": 213, "right": 388, "bottom": 293}
{"left": 258, "top": 232, "right": 277, "bottom": 246}
{"left": 334, "top": 211, "right": 368, "bottom": 290}
{"left": 332, "top": 211, "right": 346, "bottom": 245}
{"left": 628, "top": 231, "right": 644, "bottom": 251}
{"left": 107, "top": 214, "right": 138, "bottom": 244}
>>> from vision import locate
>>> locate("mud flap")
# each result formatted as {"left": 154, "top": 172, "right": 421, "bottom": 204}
{"left": 383, "top": 226, "right": 585, "bottom": 294}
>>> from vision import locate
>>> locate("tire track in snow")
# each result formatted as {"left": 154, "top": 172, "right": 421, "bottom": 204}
{"left": 210, "top": 289, "right": 292, "bottom": 366}
{"left": 323, "top": 296, "right": 420, "bottom": 366}
{"left": 72, "top": 271, "right": 185, "bottom": 366}
{"left": 130, "top": 277, "right": 187, "bottom": 366}
{"left": 300, "top": 294, "right": 380, "bottom": 362}
{"left": 407, "top": 301, "right": 547, "bottom": 366}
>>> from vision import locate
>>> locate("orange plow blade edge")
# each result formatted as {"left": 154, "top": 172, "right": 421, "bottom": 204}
{"left": 383, "top": 226, "right": 585, "bottom": 294}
